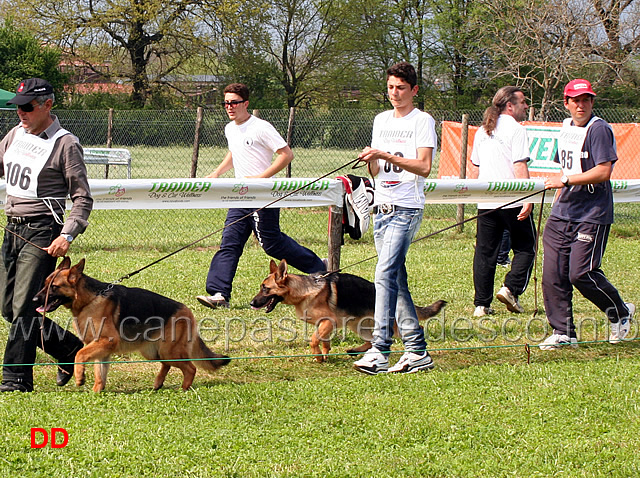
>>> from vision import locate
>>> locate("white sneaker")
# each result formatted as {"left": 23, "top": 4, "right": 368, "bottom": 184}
{"left": 609, "top": 302, "right": 635, "bottom": 344}
{"left": 539, "top": 333, "right": 578, "bottom": 350}
{"left": 196, "top": 293, "right": 230, "bottom": 309}
{"left": 473, "top": 306, "right": 495, "bottom": 318}
{"left": 388, "top": 351, "right": 434, "bottom": 373}
{"left": 353, "top": 347, "right": 388, "bottom": 375}
{"left": 496, "top": 286, "right": 524, "bottom": 314}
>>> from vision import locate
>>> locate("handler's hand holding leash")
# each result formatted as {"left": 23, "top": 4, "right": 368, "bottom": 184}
{"left": 46, "top": 235, "right": 71, "bottom": 258}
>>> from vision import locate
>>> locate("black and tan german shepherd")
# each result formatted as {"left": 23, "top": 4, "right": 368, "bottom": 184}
{"left": 250, "top": 259, "right": 446, "bottom": 361}
{"left": 33, "top": 257, "right": 230, "bottom": 392}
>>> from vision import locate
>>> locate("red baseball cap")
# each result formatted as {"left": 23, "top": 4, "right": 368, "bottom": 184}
{"left": 563, "top": 79, "right": 596, "bottom": 98}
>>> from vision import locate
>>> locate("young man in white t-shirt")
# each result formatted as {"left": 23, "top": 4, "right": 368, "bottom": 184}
{"left": 468, "top": 86, "right": 536, "bottom": 318}
{"left": 197, "top": 83, "right": 325, "bottom": 309}
{"left": 353, "top": 62, "right": 437, "bottom": 374}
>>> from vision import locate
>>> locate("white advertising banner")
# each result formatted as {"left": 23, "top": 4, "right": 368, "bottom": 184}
{"left": 421, "top": 178, "right": 640, "bottom": 204}
{"left": 0, "top": 177, "right": 639, "bottom": 209}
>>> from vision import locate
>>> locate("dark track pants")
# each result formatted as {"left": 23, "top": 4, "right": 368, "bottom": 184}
{"left": 473, "top": 207, "right": 536, "bottom": 307}
{"left": 1, "top": 218, "right": 83, "bottom": 385}
{"left": 542, "top": 216, "right": 630, "bottom": 338}
{"left": 205, "top": 208, "right": 325, "bottom": 300}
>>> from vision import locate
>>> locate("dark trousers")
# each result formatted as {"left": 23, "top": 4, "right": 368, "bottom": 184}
{"left": 542, "top": 216, "right": 629, "bottom": 338}
{"left": 205, "top": 208, "right": 325, "bottom": 300}
{"left": 497, "top": 230, "right": 511, "bottom": 264}
{"left": 473, "top": 207, "right": 536, "bottom": 307}
{"left": 1, "top": 218, "right": 83, "bottom": 385}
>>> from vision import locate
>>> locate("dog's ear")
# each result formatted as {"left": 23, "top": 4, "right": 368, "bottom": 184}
{"left": 275, "top": 259, "right": 288, "bottom": 281}
{"left": 269, "top": 259, "right": 278, "bottom": 274}
{"left": 57, "top": 256, "right": 71, "bottom": 270}
{"left": 67, "top": 258, "right": 85, "bottom": 284}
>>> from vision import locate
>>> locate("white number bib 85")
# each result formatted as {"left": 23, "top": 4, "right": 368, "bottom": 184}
{"left": 557, "top": 116, "right": 602, "bottom": 175}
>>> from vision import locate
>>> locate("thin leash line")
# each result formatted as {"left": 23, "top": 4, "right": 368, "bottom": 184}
{"left": 10, "top": 336, "right": 640, "bottom": 368}
{"left": 39, "top": 265, "right": 70, "bottom": 378}
{"left": 531, "top": 189, "right": 547, "bottom": 317}
{"left": 110, "top": 158, "right": 363, "bottom": 286}
{"left": 321, "top": 188, "right": 547, "bottom": 277}
{"left": 2, "top": 226, "right": 48, "bottom": 252}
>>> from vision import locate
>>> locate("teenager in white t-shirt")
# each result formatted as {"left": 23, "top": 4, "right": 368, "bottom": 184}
{"left": 353, "top": 62, "right": 437, "bottom": 375}
{"left": 197, "top": 83, "right": 324, "bottom": 309}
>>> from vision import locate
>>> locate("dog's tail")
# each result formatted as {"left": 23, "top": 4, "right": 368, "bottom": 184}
{"left": 416, "top": 300, "right": 447, "bottom": 321}
{"left": 190, "top": 336, "right": 231, "bottom": 372}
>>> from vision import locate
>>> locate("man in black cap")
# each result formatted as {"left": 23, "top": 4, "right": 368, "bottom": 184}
{"left": 0, "top": 78, "right": 93, "bottom": 392}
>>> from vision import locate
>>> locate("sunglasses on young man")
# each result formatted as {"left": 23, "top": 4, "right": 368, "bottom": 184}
{"left": 221, "top": 99, "right": 246, "bottom": 107}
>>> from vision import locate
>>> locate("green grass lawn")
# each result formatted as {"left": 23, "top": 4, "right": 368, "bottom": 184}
{"left": 1, "top": 208, "right": 639, "bottom": 476}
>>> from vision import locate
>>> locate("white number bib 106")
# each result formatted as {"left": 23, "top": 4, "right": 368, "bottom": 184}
{"left": 3, "top": 127, "right": 69, "bottom": 199}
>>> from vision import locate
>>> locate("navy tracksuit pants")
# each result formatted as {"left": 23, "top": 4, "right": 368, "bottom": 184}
{"left": 542, "top": 216, "right": 630, "bottom": 338}
{"left": 205, "top": 208, "right": 325, "bottom": 300}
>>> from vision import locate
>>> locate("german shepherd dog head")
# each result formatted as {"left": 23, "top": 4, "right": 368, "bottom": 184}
{"left": 34, "top": 257, "right": 230, "bottom": 392}
{"left": 34, "top": 256, "right": 82, "bottom": 315}
{"left": 249, "top": 259, "right": 288, "bottom": 313}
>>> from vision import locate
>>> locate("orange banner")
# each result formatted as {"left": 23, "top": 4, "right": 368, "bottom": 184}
{"left": 439, "top": 121, "right": 640, "bottom": 179}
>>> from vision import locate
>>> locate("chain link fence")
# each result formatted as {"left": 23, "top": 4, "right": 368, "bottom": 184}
{"left": 0, "top": 107, "right": 638, "bottom": 254}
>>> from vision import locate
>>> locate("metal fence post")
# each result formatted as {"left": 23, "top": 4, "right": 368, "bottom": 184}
{"left": 104, "top": 108, "right": 115, "bottom": 179}
{"left": 456, "top": 114, "right": 469, "bottom": 233}
{"left": 191, "top": 107, "right": 203, "bottom": 178}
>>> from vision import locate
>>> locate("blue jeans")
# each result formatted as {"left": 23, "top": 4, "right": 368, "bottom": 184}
{"left": 371, "top": 208, "right": 426, "bottom": 353}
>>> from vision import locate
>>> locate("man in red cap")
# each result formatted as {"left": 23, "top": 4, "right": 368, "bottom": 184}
{"left": 539, "top": 79, "right": 635, "bottom": 349}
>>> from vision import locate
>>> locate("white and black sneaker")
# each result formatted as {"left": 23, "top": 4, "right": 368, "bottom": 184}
{"left": 539, "top": 333, "right": 578, "bottom": 350}
{"left": 609, "top": 302, "right": 635, "bottom": 344}
{"left": 353, "top": 347, "right": 388, "bottom": 375}
{"left": 196, "top": 293, "right": 230, "bottom": 309}
{"left": 496, "top": 286, "right": 524, "bottom": 314}
{"left": 388, "top": 351, "right": 434, "bottom": 374}
{"left": 473, "top": 306, "right": 495, "bottom": 318}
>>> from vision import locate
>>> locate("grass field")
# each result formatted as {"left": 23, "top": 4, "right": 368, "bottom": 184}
{"left": 1, "top": 204, "right": 639, "bottom": 476}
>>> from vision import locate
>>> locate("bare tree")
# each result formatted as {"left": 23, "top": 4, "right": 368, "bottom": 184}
{"left": 477, "top": 0, "right": 597, "bottom": 119}
{"left": 587, "top": 0, "right": 640, "bottom": 86}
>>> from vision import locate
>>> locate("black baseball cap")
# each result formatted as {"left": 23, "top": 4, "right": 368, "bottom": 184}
{"left": 7, "top": 78, "right": 54, "bottom": 106}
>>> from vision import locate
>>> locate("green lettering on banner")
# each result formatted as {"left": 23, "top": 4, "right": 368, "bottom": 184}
{"left": 201, "top": 182, "right": 211, "bottom": 192}
{"left": 424, "top": 182, "right": 437, "bottom": 193}
{"left": 166, "top": 182, "right": 179, "bottom": 192}
{"left": 156, "top": 182, "right": 168, "bottom": 192}
{"left": 612, "top": 180, "right": 628, "bottom": 190}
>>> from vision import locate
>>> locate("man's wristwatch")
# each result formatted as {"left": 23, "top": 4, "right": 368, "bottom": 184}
{"left": 560, "top": 175, "right": 570, "bottom": 187}
{"left": 60, "top": 233, "right": 74, "bottom": 243}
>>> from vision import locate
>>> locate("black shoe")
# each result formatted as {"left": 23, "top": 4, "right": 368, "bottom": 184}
{"left": 0, "top": 381, "right": 33, "bottom": 392}
{"left": 56, "top": 363, "right": 74, "bottom": 386}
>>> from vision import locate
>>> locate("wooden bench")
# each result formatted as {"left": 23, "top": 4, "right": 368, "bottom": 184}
{"left": 84, "top": 148, "right": 132, "bottom": 179}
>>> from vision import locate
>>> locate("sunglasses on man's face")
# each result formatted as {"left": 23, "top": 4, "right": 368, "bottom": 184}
{"left": 221, "top": 99, "right": 246, "bottom": 108}
{"left": 17, "top": 103, "right": 36, "bottom": 113}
